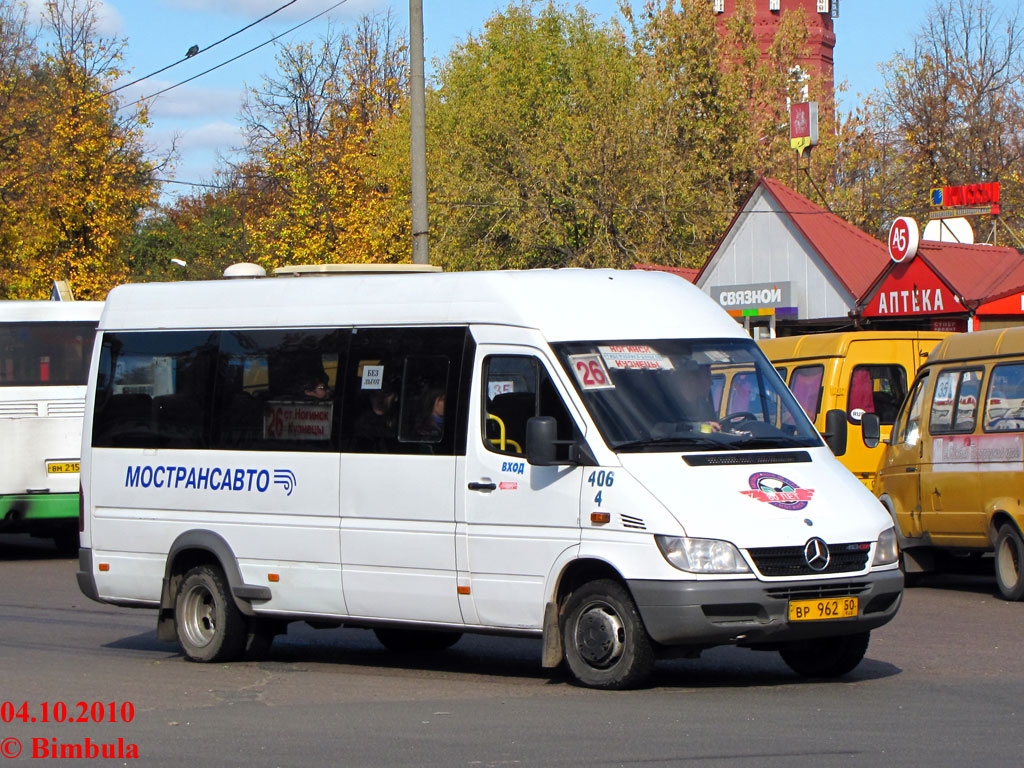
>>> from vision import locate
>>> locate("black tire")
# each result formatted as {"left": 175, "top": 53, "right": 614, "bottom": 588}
{"left": 779, "top": 631, "right": 870, "bottom": 678}
{"left": 174, "top": 565, "right": 247, "bottom": 663}
{"left": 561, "top": 579, "right": 655, "bottom": 690}
{"left": 994, "top": 524, "right": 1024, "bottom": 601}
{"left": 51, "top": 529, "right": 79, "bottom": 556}
{"left": 373, "top": 628, "right": 462, "bottom": 653}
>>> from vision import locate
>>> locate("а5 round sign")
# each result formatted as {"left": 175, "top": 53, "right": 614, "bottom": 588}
{"left": 888, "top": 217, "right": 920, "bottom": 264}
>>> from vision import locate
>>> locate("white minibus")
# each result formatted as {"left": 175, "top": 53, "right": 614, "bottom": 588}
{"left": 77, "top": 269, "right": 901, "bottom": 689}
{"left": 1, "top": 300, "right": 102, "bottom": 551}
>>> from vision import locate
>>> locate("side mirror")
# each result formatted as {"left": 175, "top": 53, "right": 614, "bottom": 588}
{"left": 823, "top": 409, "right": 848, "bottom": 456}
{"left": 526, "top": 416, "right": 558, "bottom": 466}
{"left": 861, "top": 412, "right": 881, "bottom": 449}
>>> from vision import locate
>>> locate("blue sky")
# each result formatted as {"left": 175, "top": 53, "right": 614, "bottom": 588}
{"left": 34, "top": 0, "right": 944, "bottom": 203}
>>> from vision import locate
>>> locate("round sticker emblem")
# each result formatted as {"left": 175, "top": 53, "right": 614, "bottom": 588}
{"left": 741, "top": 472, "right": 814, "bottom": 511}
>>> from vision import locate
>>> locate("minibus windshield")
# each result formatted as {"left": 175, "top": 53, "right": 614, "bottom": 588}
{"left": 553, "top": 338, "right": 822, "bottom": 452}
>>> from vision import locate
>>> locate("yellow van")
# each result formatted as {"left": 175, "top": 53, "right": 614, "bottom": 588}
{"left": 759, "top": 332, "right": 949, "bottom": 488}
{"left": 876, "top": 327, "right": 1024, "bottom": 600}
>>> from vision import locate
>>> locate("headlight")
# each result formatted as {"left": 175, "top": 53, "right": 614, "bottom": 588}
{"left": 873, "top": 527, "right": 899, "bottom": 566}
{"left": 655, "top": 535, "right": 751, "bottom": 574}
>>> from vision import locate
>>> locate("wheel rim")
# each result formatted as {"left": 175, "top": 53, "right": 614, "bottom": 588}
{"left": 573, "top": 600, "right": 625, "bottom": 669}
{"left": 997, "top": 535, "right": 1021, "bottom": 590}
{"left": 180, "top": 582, "right": 217, "bottom": 649}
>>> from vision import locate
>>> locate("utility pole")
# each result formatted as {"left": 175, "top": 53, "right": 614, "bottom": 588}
{"left": 409, "top": 0, "right": 429, "bottom": 264}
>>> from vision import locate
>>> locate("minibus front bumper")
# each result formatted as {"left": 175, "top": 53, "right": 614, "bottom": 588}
{"left": 627, "top": 569, "right": 903, "bottom": 648}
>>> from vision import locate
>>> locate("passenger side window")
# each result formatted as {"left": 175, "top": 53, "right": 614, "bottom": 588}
{"left": 340, "top": 327, "right": 469, "bottom": 456}
{"left": 930, "top": 368, "right": 982, "bottom": 434}
{"left": 93, "top": 331, "right": 218, "bottom": 448}
{"left": 710, "top": 373, "right": 725, "bottom": 415}
{"left": 894, "top": 373, "right": 929, "bottom": 446}
{"left": 0, "top": 321, "right": 96, "bottom": 386}
{"left": 212, "top": 329, "right": 342, "bottom": 452}
{"left": 985, "top": 363, "right": 1024, "bottom": 432}
{"left": 726, "top": 372, "right": 756, "bottom": 415}
{"left": 483, "top": 355, "right": 576, "bottom": 459}
{"left": 787, "top": 365, "right": 823, "bottom": 422}
{"left": 848, "top": 364, "right": 906, "bottom": 425}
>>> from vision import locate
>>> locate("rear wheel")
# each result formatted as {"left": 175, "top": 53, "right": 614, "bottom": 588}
{"left": 175, "top": 565, "right": 247, "bottom": 662}
{"left": 561, "top": 579, "right": 655, "bottom": 690}
{"left": 779, "top": 631, "right": 870, "bottom": 678}
{"left": 373, "top": 628, "right": 462, "bottom": 653}
{"left": 994, "top": 524, "right": 1024, "bottom": 601}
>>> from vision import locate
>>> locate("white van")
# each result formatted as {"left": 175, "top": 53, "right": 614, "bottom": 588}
{"left": 77, "top": 269, "right": 901, "bottom": 689}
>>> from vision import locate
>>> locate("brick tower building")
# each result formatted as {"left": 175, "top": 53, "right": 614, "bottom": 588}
{"left": 713, "top": 0, "right": 837, "bottom": 94}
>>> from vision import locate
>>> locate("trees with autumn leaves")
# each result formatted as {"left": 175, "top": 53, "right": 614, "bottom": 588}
{"left": 4, "top": 0, "right": 1018, "bottom": 292}
{"left": 374, "top": 0, "right": 814, "bottom": 271}
{"left": 840, "top": 0, "right": 1024, "bottom": 242}
{"left": 0, "top": 0, "right": 157, "bottom": 300}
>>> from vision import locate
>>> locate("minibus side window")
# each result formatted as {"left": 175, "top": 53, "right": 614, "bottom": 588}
{"left": 212, "top": 329, "right": 342, "bottom": 452}
{"left": 483, "top": 355, "right": 575, "bottom": 459}
{"left": 848, "top": 364, "right": 906, "bottom": 425}
{"left": 984, "top": 363, "right": 1024, "bottom": 432}
{"left": 787, "top": 365, "right": 823, "bottom": 422}
{"left": 340, "top": 327, "right": 468, "bottom": 456}
{"left": 893, "top": 372, "right": 929, "bottom": 446}
{"left": 930, "top": 368, "right": 983, "bottom": 435}
{"left": 93, "top": 331, "right": 218, "bottom": 449}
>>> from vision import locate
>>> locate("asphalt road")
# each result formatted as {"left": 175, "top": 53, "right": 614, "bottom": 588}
{"left": 1, "top": 535, "right": 1022, "bottom": 767}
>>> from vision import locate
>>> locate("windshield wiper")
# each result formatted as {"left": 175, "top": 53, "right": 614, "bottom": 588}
{"left": 725, "top": 436, "right": 819, "bottom": 449}
{"left": 613, "top": 436, "right": 726, "bottom": 451}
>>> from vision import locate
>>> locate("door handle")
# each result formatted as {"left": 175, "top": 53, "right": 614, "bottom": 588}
{"left": 905, "top": 467, "right": 918, "bottom": 473}
{"left": 468, "top": 482, "right": 497, "bottom": 492}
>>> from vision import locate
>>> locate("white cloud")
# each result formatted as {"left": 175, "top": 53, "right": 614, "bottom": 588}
{"left": 159, "top": 0, "right": 388, "bottom": 21}
{"left": 25, "top": 0, "right": 124, "bottom": 37}
{"left": 119, "top": 80, "right": 246, "bottom": 120}
{"left": 180, "top": 120, "right": 244, "bottom": 152}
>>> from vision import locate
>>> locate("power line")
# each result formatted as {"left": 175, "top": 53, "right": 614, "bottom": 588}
{"left": 119, "top": 0, "right": 351, "bottom": 112}
{"left": 104, "top": 0, "right": 301, "bottom": 98}
{"left": 0, "top": 1, "right": 314, "bottom": 161}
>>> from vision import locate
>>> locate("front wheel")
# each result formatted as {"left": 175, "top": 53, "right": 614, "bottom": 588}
{"left": 779, "top": 631, "right": 870, "bottom": 678}
{"left": 994, "top": 524, "right": 1024, "bottom": 601}
{"left": 561, "top": 579, "right": 655, "bottom": 690}
{"left": 175, "top": 565, "right": 247, "bottom": 662}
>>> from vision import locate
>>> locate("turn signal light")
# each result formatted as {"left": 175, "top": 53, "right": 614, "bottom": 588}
{"left": 590, "top": 512, "right": 611, "bottom": 525}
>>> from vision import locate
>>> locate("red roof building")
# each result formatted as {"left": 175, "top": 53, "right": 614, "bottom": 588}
{"left": 696, "top": 177, "right": 891, "bottom": 337}
{"left": 692, "top": 177, "right": 1024, "bottom": 337}
{"left": 861, "top": 241, "right": 1024, "bottom": 332}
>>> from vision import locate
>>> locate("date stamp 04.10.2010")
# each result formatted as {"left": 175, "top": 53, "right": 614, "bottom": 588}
{"left": 1, "top": 701, "right": 139, "bottom": 760}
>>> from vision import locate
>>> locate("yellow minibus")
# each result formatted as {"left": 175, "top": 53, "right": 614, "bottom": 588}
{"left": 877, "top": 327, "right": 1024, "bottom": 599}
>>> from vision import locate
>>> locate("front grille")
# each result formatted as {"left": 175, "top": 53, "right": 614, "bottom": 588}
{"left": 684, "top": 450, "right": 811, "bottom": 467}
{"left": 764, "top": 582, "right": 870, "bottom": 601}
{"left": 747, "top": 542, "right": 871, "bottom": 577}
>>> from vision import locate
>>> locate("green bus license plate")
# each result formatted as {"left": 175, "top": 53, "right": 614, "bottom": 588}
{"left": 789, "top": 597, "right": 858, "bottom": 621}
{"left": 47, "top": 461, "right": 80, "bottom": 474}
